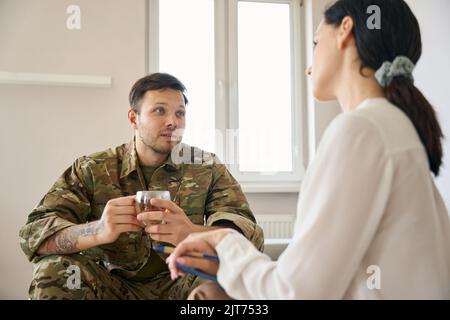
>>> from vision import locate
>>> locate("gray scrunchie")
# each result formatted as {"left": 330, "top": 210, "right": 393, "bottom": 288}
{"left": 375, "top": 56, "right": 415, "bottom": 88}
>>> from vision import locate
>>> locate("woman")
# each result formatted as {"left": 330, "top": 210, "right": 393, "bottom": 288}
{"left": 166, "top": 0, "right": 450, "bottom": 299}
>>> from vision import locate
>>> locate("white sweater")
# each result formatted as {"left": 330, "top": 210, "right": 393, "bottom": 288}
{"left": 216, "top": 98, "right": 450, "bottom": 299}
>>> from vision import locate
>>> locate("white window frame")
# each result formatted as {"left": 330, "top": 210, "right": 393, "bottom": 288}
{"left": 147, "top": 0, "right": 306, "bottom": 193}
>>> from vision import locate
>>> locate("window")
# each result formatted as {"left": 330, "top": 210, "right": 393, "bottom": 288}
{"left": 159, "top": 0, "right": 215, "bottom": 152}
{"left": 148, "top": 0, "right": 305, "bottom": 192}
{"left": 237, "top": 1, "right": 292, "bottom": 173}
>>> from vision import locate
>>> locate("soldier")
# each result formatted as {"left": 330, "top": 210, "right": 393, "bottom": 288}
{"left": 19, "top": 73, "right": 264, "bottom": 300}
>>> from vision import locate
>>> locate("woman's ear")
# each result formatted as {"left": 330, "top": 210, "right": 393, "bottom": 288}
{"left": 128, "top": 108, "right": 139, "bottom": 129}
{"left": 337, "top": 16, "right": 354, "bottom": 50}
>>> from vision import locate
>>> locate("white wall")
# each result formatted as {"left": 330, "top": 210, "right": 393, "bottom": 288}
{"left": 405, "top": 0, "right": 450, "bottom": 210}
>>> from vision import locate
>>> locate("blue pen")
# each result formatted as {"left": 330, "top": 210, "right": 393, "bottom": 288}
{"left": 175, "top": 262, "right": 218, "bottom": 283}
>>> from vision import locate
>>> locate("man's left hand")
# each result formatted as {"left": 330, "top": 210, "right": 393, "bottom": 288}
{"left": 136, "top": 198, "right": 212, "bottom": 246}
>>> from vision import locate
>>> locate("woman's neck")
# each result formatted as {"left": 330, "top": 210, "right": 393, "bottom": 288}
{"left": 335, "top": 64, "right": 386, "bottom": 112}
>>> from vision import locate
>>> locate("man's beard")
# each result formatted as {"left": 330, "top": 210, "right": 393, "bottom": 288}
{"left": 138, "top": 131, "right": 172, "bottom": 155}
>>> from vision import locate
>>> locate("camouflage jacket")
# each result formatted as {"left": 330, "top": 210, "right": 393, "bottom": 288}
{"left": 19, "top": 140, "right": 264, "bottom": 278}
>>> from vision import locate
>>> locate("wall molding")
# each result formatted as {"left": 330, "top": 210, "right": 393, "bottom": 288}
{"left": 0, "top": 71, "right": 112, "bottom": 88}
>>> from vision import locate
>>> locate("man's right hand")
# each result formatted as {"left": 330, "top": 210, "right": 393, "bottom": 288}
{"left": 37, "top": 195, "right": 143, "bottom": 256}
{"left": 95, "top": 195, "right": 144, "bottom": 245}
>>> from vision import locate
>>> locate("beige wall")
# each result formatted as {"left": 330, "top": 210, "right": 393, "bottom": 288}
{"left": 0, "top": 0, "right": 147, "bottom": 299}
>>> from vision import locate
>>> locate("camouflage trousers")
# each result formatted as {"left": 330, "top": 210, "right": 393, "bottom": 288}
{"left": 29, "top": 254, "right": 203, "bottom": 300}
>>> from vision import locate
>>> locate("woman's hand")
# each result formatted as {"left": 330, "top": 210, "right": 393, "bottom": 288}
{"left": 167, "top": 238, "right": 219, "bottom": 280}
{"left": 166, "top": 228, "right": 237, "bottom": 280}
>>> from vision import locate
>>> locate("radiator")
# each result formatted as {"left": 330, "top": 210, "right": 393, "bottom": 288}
{"left": 255, "top": 214, "right": 296, "bottom": 239}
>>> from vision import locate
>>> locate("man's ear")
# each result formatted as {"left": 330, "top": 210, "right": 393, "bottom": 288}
{"left": 128, "top": 108, "right": 139, "bottom": 129}
{"left": 337, "top": 16, "right": 354, "bottom": 50}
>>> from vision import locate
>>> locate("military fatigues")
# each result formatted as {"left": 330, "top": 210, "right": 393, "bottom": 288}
{"left": 19, "top": 140, "right": 264, "bottom": 300}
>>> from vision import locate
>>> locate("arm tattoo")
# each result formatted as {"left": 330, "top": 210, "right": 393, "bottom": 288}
{"left": 43, "top": 220, "right": 104, "bottom": 254}
{"left": 80, "top": 220, "right": 104, "bottom": 236}
{"left": 45, "top": 228, "right": 79, "bottom": 254}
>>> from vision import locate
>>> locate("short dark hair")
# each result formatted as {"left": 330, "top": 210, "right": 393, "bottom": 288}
{"left": 129, "top": 73, "right": 188, "bottom": 113}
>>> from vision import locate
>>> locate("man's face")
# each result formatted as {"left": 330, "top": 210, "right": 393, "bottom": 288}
{"left": 129, "top": 88, "right": 186, "bottom": 155}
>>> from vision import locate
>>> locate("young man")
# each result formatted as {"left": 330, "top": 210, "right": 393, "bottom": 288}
{"left": 19, "top": 73, "right": 263, "bottom": 300}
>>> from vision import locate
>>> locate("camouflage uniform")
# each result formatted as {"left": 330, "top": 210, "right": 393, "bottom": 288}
{"left": 19, "top": 140, "right": 264, "bottom": 300}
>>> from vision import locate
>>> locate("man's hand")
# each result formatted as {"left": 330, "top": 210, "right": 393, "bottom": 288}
{"left": 95, "top": 195, "right": 144, "bottom": 245}
{"left": 37, "top": 195, "right": 143, "bottom": 255}
{"left": 136, "top": 198, "right": 216, "bottom": 246}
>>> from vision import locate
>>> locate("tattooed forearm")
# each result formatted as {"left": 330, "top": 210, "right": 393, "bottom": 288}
{"left": 80, "top": 220, "right": 104, "bottom": 237}
{"left": 45, "top": 228, "right": 79, "bottom": 253}
{"left": 39, "top": 221, "right": 104, "bottom": 255}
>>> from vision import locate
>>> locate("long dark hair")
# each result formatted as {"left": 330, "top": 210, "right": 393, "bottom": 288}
{"left": 324, "top": 0, "right": 444, "bottom": 176}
